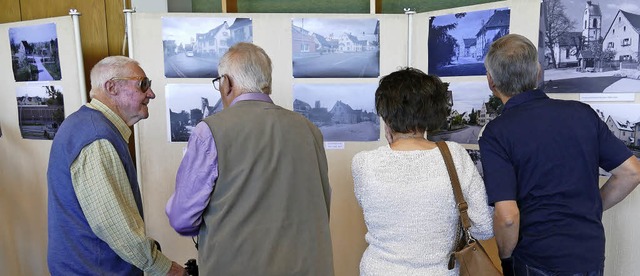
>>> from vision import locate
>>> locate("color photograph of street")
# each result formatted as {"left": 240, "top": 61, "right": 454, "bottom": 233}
{"left": 9, "top": 23, "right": 61, "bottom": 82}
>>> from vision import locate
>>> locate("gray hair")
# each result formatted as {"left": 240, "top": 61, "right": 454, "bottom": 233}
{"left": 89, "top": 56, "right": 139, "bottom": 98}
{"left": 484, "top": 34, "right": 540, "bottom": 97}
{"left": 218, "top": 42, "right": 272, "bottom": 94}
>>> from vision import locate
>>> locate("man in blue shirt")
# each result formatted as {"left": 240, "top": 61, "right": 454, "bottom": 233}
{"left": 479, "top": 34, "right": 640, "bottom": 275}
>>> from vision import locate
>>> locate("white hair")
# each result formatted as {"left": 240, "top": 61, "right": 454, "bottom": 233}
{"left": 89, "top": 56, "right": 139, "bottom": 98}
{"left": 218, "top": 43, "right": 272, "bottom": 94}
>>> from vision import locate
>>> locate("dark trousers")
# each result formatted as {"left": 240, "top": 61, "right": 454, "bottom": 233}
{"left": 503, "top": 256, "right": 604, "bottom": 276}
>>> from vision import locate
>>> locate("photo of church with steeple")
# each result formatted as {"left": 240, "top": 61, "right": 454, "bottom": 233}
{"left": 540, "top": 0, "right": 640, "bottom": 93}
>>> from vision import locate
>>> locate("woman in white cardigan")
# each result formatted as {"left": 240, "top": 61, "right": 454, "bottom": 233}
{"left": 352, "top": 67, "right": 494, "bottom": 275}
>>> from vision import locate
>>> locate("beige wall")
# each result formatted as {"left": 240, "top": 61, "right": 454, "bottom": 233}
{"left": 0, "top": 16, "right": 84, "bottom": 276}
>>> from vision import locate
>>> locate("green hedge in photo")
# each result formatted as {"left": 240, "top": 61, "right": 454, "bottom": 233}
{"left": 14, "top": 64, "right": 38, "bottom": 82}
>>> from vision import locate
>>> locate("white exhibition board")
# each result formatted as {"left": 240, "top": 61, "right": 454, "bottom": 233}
{"left": 131, "top": 12, "right": 404, "bottom": 275}
{"left": 0, "top": 16, "right": 84, "bottom": 275}
{"left": 130, "top": 1, "right": 640, "bottom": 275}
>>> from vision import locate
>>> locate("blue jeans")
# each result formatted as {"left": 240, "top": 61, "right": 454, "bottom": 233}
{"left": 505, "top": 256, "right": 604, "bottom": 276}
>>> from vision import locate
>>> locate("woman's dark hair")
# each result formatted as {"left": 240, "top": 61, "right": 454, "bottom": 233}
{"left": 375, "top": 67, "right": 449, "bottom": 133}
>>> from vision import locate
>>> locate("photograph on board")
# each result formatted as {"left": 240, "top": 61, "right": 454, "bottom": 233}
{"left": 428, "top": 8, "right": 510, "bottom": 77}
{"left": 293, "top": 83, "right": 379, "bottom": 141}
{"left": 162, "top": 17, "right": 252, "bottom": 78}
{"left": 9, "top": 23, "right": 62, "bottom": 82}
{"left": 540, "top": 0, "right": 640, "bottom": 93}
{"left": 587, "top": 103, "right": 640, "bottom": 176}
{"left": 428, "top": 81, "right": 502, "bottom": 145}
{"left": 166, "top": 84, "right": 222, "bottom": 142}
{"left": 292, "top": 18, "right": 380, "bottom": 78}
{"left": 466, "top": 148, "right": 484, "bottom": 178}
{"left": 16, "top": 85, "right": 65, "bottom": 140}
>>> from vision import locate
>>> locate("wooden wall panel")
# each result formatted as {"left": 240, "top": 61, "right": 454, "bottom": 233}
{"left": 106, "top": 0, "right": 130, "bottom": 56}
{"left": 0, "top": 0, "right": 22, "bottom": 23}
{"left": 222, "top": 0, "right": 237, "bottom": 13}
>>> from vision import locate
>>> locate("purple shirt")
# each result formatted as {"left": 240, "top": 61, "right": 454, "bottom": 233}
{"left": 166, "top": 93, "right": 274, "bottom": 236}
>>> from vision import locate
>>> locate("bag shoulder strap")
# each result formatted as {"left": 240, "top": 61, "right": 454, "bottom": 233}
{"left": 435, "top": 141, "right": 471, "bottom": 231}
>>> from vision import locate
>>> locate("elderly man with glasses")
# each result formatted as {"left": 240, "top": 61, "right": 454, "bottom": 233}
{"left": 166, "top": 43, "right": 334, "bottom": 275}
{"left": 47, "top": 56, "right": 185, "bottom": 275}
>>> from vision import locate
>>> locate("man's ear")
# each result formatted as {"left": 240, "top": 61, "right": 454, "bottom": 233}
{"left": 226, "top": 76, "right": 233, "bottom": 96}
{"left": 104, "top": 80, "right": 117, "bottom": 95}
{"left": 486, "top": 72, "right": 496, "bottom": 90}
{"left": 537, "top": 63, "right": 543, "bottom": 82}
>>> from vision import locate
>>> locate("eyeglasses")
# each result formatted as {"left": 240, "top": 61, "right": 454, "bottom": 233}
{"left": 212, "top": 75, "right": 224, "bottom": 91}
{"left": 110, "top": 76, "right": 152, "bottom": 92}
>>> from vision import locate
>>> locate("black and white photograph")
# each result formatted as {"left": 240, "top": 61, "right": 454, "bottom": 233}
{"left": 162, "top": 17, "right": 252, "bottom": 78}
{"left": 428, "top": 8, "right": 510, "bottom": 77}
{"left": 166, "top": 84, "right": 222, "bottom": 142}
{"left": 588, "top": 103, "right": 640, "bottom": 153}
{"left": 9, "top": 23, "right": 61, "bottom": 82}
{"left": 540, "top": 0, "right": 640, "bottom": 93}
{"left": 292, "top": 18, "right": 380, "bottom": 78}
{"left": 428, "top": 81, "right": 502, "bottom": 145}
{"left": 16, "top": 85, "right": 64, "bottom": 140}
{"left": 587, "top": 103, "right": 640, "bottom": 176}
{"left": 466, "top": 148, "right": 484, "bottom": 178}
{"left": 293, "top": 83, "right": 379, "bottom": 141}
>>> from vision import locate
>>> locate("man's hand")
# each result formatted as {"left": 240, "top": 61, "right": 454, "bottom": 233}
{"left": 166, "top": 261, "right": 187, "bottom": 276}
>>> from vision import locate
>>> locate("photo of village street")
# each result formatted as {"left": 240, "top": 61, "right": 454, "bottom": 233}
{"left": 9, "top": 23, "right": 61, "bottom": 82}
{"left": 293, "top": 83, "right": 379, "bottom": 141}
{"left": 428, "top": 8, "right": 510, "bottom": 77}
{"left": 292, "top": 18, "right": 379, "bottom": 78}
{"left": 166, "top": 84, "right": 222, "bottom": 142}
{"left": 588, "top": 103, "right": 640, "bottom": 176}
{"left": 162, "top": 17, "right": 252, "bottom": 78}
{"left": 428, "top": 81, "right": 502, "bottom": 145}
{"left": 541, "top": 0, "right": 640, "bottom": 93}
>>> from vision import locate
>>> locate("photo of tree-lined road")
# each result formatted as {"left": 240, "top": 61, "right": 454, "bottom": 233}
{"left": 9, "top": 23, "right": 61, "bottom": 82}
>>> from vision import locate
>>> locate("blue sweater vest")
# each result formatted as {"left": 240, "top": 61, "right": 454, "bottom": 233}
{"left": 47, "top": 106, "right": 143, "bottom": 275}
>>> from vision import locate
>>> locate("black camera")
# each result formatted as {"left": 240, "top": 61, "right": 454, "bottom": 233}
{"left": 185, "top": 259, "right": 198, "bottom": 276}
